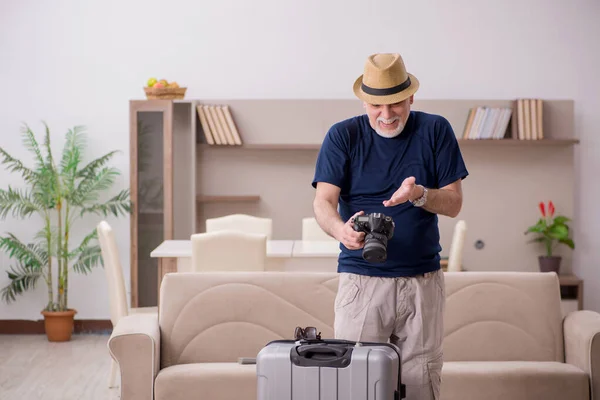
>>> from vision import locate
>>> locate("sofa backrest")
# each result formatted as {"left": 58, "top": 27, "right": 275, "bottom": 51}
{"left": 158, "top": 271, "right": 565, "bottom": 368}
{"left": 443, "top": 271, "right": 564, "bottom": 362}
{"left": 158, "top": 271, "right": 338, "bottom": 369}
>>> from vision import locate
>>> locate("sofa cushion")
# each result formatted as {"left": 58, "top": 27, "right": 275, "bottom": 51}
{"left": 441, "top": 361, "right": 589, "bottom": 400}
{"left": 154, "top": 360, "right": 588, "bottom": 400}
{"left": 154, "top": 362, "right": 257, "bottom": 400}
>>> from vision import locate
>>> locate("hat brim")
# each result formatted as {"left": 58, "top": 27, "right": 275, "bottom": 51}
{"left": 353, "top": 73, "right": 419, "bottom": 105}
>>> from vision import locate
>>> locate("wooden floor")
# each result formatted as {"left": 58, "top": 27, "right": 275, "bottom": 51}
{"left": 0, "top": 334, "right": 120, "bottom": 400}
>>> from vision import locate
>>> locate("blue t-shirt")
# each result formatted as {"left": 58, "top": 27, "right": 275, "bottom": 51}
{"left": 311, "top": 111, "right": 469, "bottom": 277}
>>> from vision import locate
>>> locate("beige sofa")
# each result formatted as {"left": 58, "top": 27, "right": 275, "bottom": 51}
{"left": 108, "top": 271, "right": 600, "bottom": 400}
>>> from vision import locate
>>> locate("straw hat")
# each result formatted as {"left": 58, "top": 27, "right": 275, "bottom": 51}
{"left": 353, "top": 53, "right": 419, "bottom": 105}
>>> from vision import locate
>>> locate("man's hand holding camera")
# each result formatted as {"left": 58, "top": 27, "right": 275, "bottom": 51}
{"left": 335, "top": 211, "right": 366, "bottom": 250}
{"left": 382, "top": 176, "right": 423, "bottom": 207}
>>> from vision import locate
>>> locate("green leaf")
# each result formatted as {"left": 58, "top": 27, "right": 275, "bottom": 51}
{"left": 0, "top": 187, "right": 42, "bottom": 219}
{"left": 70, "top": 167, "right": 119, "bottom": 205}
{"left": 525, "top": 225, "right": 545, "bottom": 234}
{"left": 559, "top": 238, "right": 575, "bottom": 249}
{"left": 76, "top": 150, "right": 119, "bottom": 179}
{"left": 71, "top": 245, "right": 103, "bottom": 274}
{"left": 33, "top": 225, "right": 57, "bottom": 265}
{"left": 1, "top": 263, "right": 43, "bottom": 304}
{"left": 79, "top": 189, "right": 131, "bottom": 217}
{"left": 0, "top": 234, "right": 45, "bottom": 268}
{"left": 525, "top": 218, "right": 547, "bottom": 234}
{"left": 60, "top": 126, "right": 86, "bottom": 197}
{"left": 34, "top": 225, "right": 58, "bottom": 244}
{"left": 60, "top": 126, "right": 86, "bottom": 175}
{"left": 68, "top": 230, "right": 98, "bottom": 259}
{"left": 548, "top": 224, "right": 569, "bottom": 239}
{"left": 553, "top": 216, "right": 570, "bottom": 225}
{"left": 0, "top": 147, "right": 38, "bottom": 184}
{"left": 41, "top": 122, "right": 62, "bottom": 203}
{"left": 20, "top": 123, "right": 45, "bottom": 172}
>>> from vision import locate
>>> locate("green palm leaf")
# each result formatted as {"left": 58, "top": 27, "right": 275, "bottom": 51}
{"left": 79, "top": 189, "right": 131, "bottom": 217}
{"left": 34, "top": 226, "right": 58, "bottom": 257}
{"left": 71, "top": 167, "right": 119, "bottom": 205}
{"left": 0, "top": 147, "right": 38, "bottom": 183}
{"left": 32, "top": 176, "right": 57, "bottom": 211}
{"left": 42, "top": 122, "right": 62, "bottom": 200}
{"left": 1, "top": 263, "right": 43, "bottom": 304}
{"left": 20, "top": 123, "right": 45, "bottom": 171}
{"left": 0, "top": 234, "right": 46, "bottom": 267}
{"left": 76, "top": 150, "right": 119, "bottom": 179}
{"left": 0, "top": 187, "right": 42, "bottom": 218}
{"left": 60, "top": 126, "right": 86, "bottom": 196}
{"left": 60, "top": 126, "right": 85, "bottom": 174}
{"left": 68, "top": 230, "right": 98, "bottom": 260}
{"left": 71, "top": 245, "right": 103, "bottom": 274}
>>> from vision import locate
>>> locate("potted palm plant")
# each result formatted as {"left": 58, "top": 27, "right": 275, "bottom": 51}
{"left": 0, "top": 122, "right": 130, "bottom": 341}
{"left": 525, "top": 201, "right": 575, "bottom": 273}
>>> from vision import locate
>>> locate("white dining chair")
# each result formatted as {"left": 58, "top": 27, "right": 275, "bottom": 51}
{"left": 301, "top": 217, "right": 335, "bottom": 241}
{"left": 205, "top": 213, "right": 273, "bottom": 240}
{"left": 191, "top": 230, "right": 267, "bottom": 272}
{"left": 447, "top": 220, "right": 467, "bottom": 272}
{"left": 96, "top": 221, "right": 157, "bottom": 388}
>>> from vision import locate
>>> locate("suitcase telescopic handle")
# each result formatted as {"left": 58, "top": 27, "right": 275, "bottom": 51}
{"left": 296, "top": 344, "right": 347, "bottom": 358}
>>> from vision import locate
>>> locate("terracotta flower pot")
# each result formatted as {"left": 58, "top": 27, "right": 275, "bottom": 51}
{"left": 41, "top": 309, "right": 77, "bottom": 342}
{"left": 538, "top": 256, "right": 562, "bottom": 274}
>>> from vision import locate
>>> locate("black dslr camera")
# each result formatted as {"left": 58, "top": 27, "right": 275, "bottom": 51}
{"left": 352, "top": 213, "right": 395, "bottom": 263}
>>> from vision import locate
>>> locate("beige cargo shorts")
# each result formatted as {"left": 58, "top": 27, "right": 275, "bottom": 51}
{"left": 334, "top": 269, "right": 445, "bottom": 400}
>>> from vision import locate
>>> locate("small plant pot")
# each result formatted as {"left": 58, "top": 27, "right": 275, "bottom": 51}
{"left": 41, "top": 309, "right": 77, "bottom": 342}
{"left": 538, "top": 256, "right": 562, "bottom": 274}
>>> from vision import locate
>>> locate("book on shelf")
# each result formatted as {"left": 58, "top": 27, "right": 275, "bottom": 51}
{"left": 196, "top": 104, "right": 243, "bottom": 145}
{"left": 462, "top": 106, "right": 513, "bottom": 140}
{"left": 461, "top": 98, "right": 544, "bottom": 141}
{"left": 512, "top": 98, "right": 544, "bottom": 140}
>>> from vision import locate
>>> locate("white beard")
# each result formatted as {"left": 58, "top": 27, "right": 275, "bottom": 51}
{"left": 374, "top": 116, "right": 405, "bottom": 138}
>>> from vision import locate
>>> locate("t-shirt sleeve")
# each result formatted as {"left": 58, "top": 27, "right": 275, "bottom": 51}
{"left": 311, "top": 126, "right": 349, "bottom": 190}
{"left": 434, "top": 117, "right": 469, "bottom": 188}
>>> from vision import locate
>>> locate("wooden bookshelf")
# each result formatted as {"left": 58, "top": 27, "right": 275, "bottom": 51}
{"left": 458, "top": 138, "right": 579, "bottom": 146}
{"left": 196, "top": 195, "right": 261, "bottom": 203}
{"left": 131, "top": 98, "right": 580, "bottom": 308}
{"left": 198, "top": 138, "right": 579, "bottom": 150}
{"left": 199, "top": 143, "right": 321, "bottom": 150}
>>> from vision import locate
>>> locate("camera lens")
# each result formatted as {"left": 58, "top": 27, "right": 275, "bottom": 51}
{"left": 362, "top": 233, "right": 388, "bottom": 263}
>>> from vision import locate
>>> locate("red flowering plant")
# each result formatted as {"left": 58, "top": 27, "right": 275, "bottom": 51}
{"left": 525, "top": 201, "right": 575, "bottom": 257}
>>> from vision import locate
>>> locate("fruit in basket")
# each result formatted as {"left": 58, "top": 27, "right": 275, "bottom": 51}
{"left": 147, "top": 77, "right": 158, "bottom": 87}
{"left": 144, "top": 77, "right": 185, "bottom": 99}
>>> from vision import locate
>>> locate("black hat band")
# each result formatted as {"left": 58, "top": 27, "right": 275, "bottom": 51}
{"left": 361, "top": 77, "right": 411, "bottom": 96}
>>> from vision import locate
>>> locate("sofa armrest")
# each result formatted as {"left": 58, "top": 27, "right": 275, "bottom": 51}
{"left": 108, "top": 313, "right": 160, "bottom": 400}
{"left": 564, "top": 310, "right": 600, "bottom": 400}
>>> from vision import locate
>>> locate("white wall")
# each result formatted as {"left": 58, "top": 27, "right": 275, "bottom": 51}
{"left": 1, "top": 0, "right": 598, "bottom": 320}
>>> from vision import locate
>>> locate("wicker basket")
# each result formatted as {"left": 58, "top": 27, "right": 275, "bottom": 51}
{"left": 144, "top": 86, "right": 187, "bottom": 100}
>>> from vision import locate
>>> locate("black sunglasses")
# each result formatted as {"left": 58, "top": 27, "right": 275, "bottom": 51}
{"left": 294, "top": 326, "right": 321, "bottom": 341}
